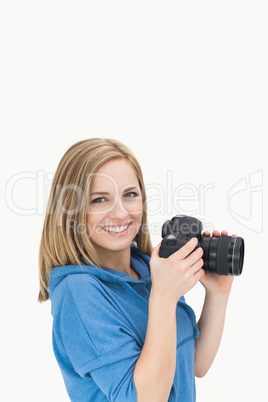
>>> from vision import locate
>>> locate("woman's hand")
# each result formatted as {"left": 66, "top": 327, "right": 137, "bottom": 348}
{"left": 150, "top": 238, "right": 205, "bottom": 306}
{"left": 199, "top": 230, "right": 236, "bottom": 296}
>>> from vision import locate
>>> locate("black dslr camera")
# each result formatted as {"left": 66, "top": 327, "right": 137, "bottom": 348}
{"left": 159, "top": 215, "right": 245, "bottom": 276}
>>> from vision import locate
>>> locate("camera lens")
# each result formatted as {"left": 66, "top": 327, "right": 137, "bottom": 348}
{"left": 199, "top": 235, "right": 244, "bottom": 276}
{"left": 230, "top": 236, "right": 244, "bottom": 276}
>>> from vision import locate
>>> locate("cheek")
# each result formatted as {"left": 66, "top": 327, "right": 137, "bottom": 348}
{"left": 126, "top": 199, "right": 143, "bottom": 216}
{"left": 86, "top": 212, "right": 105, "bottom": 233}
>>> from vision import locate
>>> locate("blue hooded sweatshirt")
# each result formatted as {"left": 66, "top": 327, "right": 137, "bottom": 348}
{"left": 48, "top": 245, "right": 199, "bottom": 401}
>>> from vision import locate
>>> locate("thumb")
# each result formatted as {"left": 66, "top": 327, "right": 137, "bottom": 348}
{"left": 152, "top": 241, "right": 162, "bottom": 257}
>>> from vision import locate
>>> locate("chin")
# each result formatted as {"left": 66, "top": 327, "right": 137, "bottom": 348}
{"left": 91, "top": 237, "right": 132, "bottom": 251}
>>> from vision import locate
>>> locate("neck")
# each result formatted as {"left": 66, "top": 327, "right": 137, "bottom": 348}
{"left": 93, "top": 244, "right": 133, "bottom": 275}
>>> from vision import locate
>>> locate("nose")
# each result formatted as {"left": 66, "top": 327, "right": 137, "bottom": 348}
{"left": 108, "top": 198, "right": 128, "bottom": 219}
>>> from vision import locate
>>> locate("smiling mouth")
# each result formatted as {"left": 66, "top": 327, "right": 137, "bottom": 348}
{"left": 102, "top": 222, "right": 132, "bottom": 233}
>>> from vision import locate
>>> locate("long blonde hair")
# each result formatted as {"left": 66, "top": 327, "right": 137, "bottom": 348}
{"left": 38, "top": 138, "right": 153, "bottom": 302}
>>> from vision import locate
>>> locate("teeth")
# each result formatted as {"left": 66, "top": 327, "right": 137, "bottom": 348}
{"left": 103, "top": 224, "right": 129, "bottom": 233}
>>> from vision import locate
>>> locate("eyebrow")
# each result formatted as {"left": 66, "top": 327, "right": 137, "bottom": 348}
{"left": 90, "top": 186, "right": 140, "bottom": 196}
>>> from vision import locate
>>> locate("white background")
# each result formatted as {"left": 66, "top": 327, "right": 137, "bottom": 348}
{"left": 1, "top": 1, "right": 267, "bottom": 401}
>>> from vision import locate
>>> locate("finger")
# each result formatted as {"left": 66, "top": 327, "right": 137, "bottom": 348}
{"left": 170, "top": 237, "right": 198, "bottom": 261}
{"left": 185, "top": 246, "right": 204, "bottom": 267}
{"left": 193, "top": 267, "right": 205, "bottom": 280}
{"left": 189, "top": 257, "right": 204, "bottom": 275}
{"left": 221, "top": 230, "right": 228, "bottom": 236}
{"left": 232, "top": 234, "right": 237, "bottom": 237}
{"left": 203, "top": 231, "right": 210, "bottom": 237}
{"left": 212, "top": 230, "right": 220, "bottom": 237}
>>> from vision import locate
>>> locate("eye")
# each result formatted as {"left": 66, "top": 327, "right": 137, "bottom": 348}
{"left": 91, "top": 191, "right": 139, "bottom": 204}
{"left": 123, "top": 191, "right": 138, "bottom": 199}
{"left": 91, "top": 197, "right": 106, "bottom": 204}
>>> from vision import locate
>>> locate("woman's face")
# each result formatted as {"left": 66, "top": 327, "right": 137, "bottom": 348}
{"left": 86, "top": 158, "right": 143, "bottom": 252}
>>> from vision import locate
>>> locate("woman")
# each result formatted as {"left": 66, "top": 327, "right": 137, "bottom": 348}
{"left": 38, "top": 138, "right": 234, "bottom": 401}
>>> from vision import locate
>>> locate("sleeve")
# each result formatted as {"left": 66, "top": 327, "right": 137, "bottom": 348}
{"left": 179, "top": 295, "right": 186, "bottom": 303}
{"left": 55, "top": 277, "right": 141, "bottom": 401}
{"left": 177, "top": 294, "right": 199, "bottom": 339}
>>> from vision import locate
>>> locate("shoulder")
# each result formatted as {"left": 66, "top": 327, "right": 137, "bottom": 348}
{"left": 51, "top": 273, "right": 107, "bottom": 315}
{"left": 54, "top": 272, "right": 101, "bottom": 295}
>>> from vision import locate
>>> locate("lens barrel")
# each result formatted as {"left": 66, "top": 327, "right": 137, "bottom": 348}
{"left": 199, "top": 235, "right": 244, "bottom": 276}
{"left": 230, "top": 236, "right": 244, "bottom": 276}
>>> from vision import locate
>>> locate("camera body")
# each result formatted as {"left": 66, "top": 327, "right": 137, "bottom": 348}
{"left": 159, "top": 215, "right": 244, "bottom": 276}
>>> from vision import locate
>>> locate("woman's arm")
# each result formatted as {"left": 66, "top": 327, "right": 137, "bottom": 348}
{"left": 195, "top": 229, "right": 235, "bottom": 377}
{"left": 194, "top": 291, "right": 230, "bottom": 377}
{"left": 133, "top": 293, "right": 177, "bottom": 402}
{"left": 134, "top": 238, "right": 204, "bottom": 402}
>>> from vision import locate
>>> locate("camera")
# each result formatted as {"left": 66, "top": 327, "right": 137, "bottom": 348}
{"left": 159, "top": 215, "right": 245, "bottom": 276}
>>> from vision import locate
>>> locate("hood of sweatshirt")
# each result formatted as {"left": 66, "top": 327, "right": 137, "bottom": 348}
{"left": 48, "top": 245, "right": 151, "bottom": 295}
{"left": 48, "top": 244, "right": 199, "bottom": 338}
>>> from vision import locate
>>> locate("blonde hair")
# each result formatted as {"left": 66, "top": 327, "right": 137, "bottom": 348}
{"left": 38, "top": 138, "right": 153, "bottom": 302}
